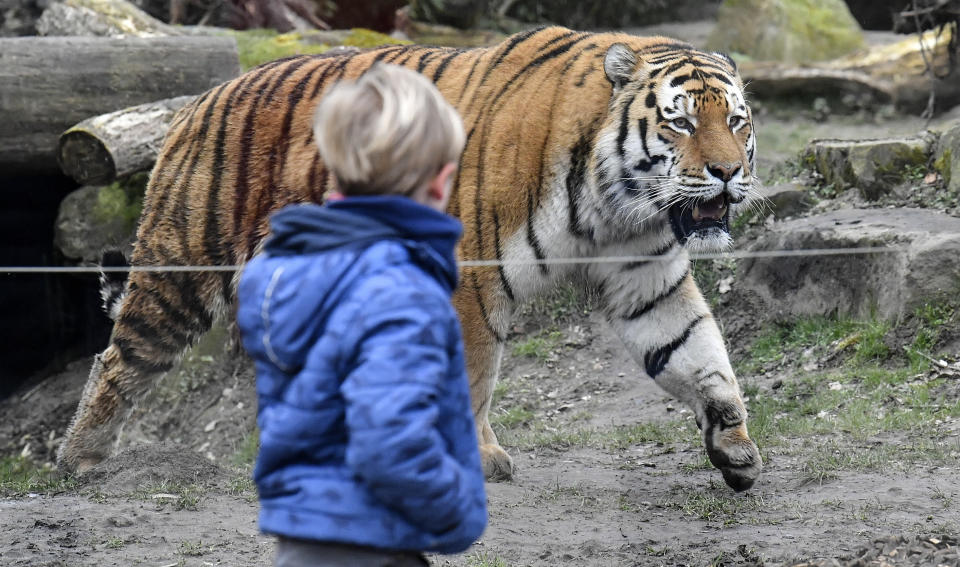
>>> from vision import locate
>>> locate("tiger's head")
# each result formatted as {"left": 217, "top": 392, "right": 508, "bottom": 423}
{"left": 593, "top": 41, "right": 758, "bottom": 252}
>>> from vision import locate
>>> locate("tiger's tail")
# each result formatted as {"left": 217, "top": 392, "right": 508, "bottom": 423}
{"left": 98, "top": 249, "right": 129, "bottom": 321}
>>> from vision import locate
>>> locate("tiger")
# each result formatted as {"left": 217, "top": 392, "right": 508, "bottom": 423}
{"left": 58, "top": 26, "right": 763, "bottom": 491}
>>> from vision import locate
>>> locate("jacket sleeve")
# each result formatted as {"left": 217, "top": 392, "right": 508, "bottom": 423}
{"left": 338, "top": 284, "right": 480, "bottom": 537}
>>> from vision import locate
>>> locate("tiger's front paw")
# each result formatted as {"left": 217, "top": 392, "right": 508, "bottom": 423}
{"left": 479, "top": 443, "right": 514, "bottom": 482}
{"left": 701, "top": 403, "right": 762, "bottom": 492}
{"left": 56, "top": 441, "right": 105, "bottom": 476}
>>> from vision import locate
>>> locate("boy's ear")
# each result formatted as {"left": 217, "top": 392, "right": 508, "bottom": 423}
{"left": 428, "top": 162, "right": 457, "bottom": 201}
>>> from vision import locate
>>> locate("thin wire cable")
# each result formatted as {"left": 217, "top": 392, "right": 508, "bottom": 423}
{"left": 0, "top": 245, "right": 913, "bottom": 274}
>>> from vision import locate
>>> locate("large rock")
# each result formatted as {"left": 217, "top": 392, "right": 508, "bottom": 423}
{"left": 804, "top": 134, "right": 936, "bottom": 200}
{"left": 0, "top": 0, "right": 47, "bottom": 36}
{"left": 935, "top": 121, "right": 960, "bottom": 195}
{"left": 53, "top": 175, "right": 145, "bottom": 263}
{"left": 738, "top": 208, "right": 960, "bottom": 321}
{"left": 708, "top": 0, "right": 865, "bottom": 63}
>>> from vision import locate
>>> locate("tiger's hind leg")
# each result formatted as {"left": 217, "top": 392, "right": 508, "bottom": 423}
{"left": 57, "top": 268, "right": 226, "bottom": 474}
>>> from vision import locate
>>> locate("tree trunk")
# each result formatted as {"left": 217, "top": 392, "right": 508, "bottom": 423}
{"left": 0, "top": 36, "right": 240, "bottom": 176}
{"left": 58, "top": 96, "right": 197, "bottom": 185}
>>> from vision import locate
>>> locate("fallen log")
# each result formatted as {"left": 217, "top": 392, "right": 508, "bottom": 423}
{"left": 58, "top": 96, "right": 196, "bottom": 186}
{"left": 0, "top": 36, "right": 240, "bottom": 176}
{"left": 740, "top": 27, "right": 959, "bottom": 114}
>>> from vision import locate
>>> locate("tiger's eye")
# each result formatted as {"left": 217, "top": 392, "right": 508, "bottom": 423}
{"left": 671, "top": 117, "right": 693, "bottom": 132}
{"left": 729, "top": 116, "right": 742, "bottom": 129}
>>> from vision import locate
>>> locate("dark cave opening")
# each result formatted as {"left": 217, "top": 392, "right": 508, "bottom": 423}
{"left": 0, "top": 174, "right": 113, "bottom": 401}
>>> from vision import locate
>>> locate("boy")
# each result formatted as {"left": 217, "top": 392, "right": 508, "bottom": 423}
{"left": 236, "top": 63, "right": 487, "bottom": 567}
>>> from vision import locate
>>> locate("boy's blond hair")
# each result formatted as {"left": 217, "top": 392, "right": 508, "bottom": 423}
{"left": 313, "top": 63, "right": 465, "bottom": 197}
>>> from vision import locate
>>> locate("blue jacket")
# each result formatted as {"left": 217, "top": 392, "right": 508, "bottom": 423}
{"left": 236, "top": 196, "right": 487, "bottom": 554}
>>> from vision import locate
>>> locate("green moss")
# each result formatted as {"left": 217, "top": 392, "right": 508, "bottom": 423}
{"left": 93, "top": 172, "right": 147, "bottom": 230}
{"left": 342, "top": 28, "right": 411, "bottom": 48}
{"left": 934, "top": 148, "right": 952, "bottom": 186}
{"left": 228, "top": 29, "right": 331, "bottom": 70}
{"left": 709, "top": 0, "right": 865, "bottom": 63}
{"left": 229, "top": 28, "right": 410, "bottom": 71}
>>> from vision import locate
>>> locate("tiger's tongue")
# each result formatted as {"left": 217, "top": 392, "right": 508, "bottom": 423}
{"left": 692, "top": 195, "right": 727, "bottom": 222}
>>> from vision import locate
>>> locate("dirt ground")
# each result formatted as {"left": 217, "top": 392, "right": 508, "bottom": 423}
{"left": 2, "top": 283, "right": 959, "bottom": 567}
{"left": 3, "top": 24, "right": 960, "bottom": 567}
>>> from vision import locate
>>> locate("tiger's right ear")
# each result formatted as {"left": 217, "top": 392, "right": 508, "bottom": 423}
{"left": 604, "top": 43, "right": 637, "bottom": 91}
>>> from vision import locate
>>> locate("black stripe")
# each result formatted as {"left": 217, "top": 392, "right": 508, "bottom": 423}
{"left": 477, "top": 27, "right": 546, "bottom": 88}
{"left": 616, "top": 93, "right": 635, "bottom": 158}
{"left": 649, "top": 58, "right": 690, "bottom": 79}
{"left": 486, "top": 35, "right": 588, "bottom": 113}
{"left": 204, "top": 69, "right": 266, "bottom": 267}
{"left": 372, "top": 45, "right": 408, "bottom": 64}
{"left": 565, "top": 135, "right": 593, "bottom": 241}
{"left": 456, "top": 53, "right": 486, "bottom": 105}
{"left": 535, "top": 30, "right": 578, "bottom": 54}
{"left": 431, "top": 49, "right": 464, "bottom": 83}
{"left": 416, "top": 50, "right": 436, "bottom": 72}
{"left": 638, "top": 116, "right": 649, "bottom": 157}
{"left": 113, "top": 337, "right": 176, "bottom": 373}
{"left": 273, "top": 61, "right": 318, "bottom": 185}
{"left": 236, "top": 59, "right": 310, "bottom": 256}
{"left": 309, "top": 56, "right": 350, "bottom": 99}
{"left": 118, "top": 312, "right": 190, "bottom": 353}
{"left": 644, "top": 316, "right": 704, "bottom": 378}
{"left": 168, "top": 83, "right": 234, "bottom": 256}
{"left": 526, "top": 188, "right": 547, "bottom": 275}
{"left": 142, "top": 82, "right": 230, "bottom": 237}
{"left": 620, "top": 240, "right": 674, "bottom": 271}
{"left": 491, "top": 210, "right": 515, "bottom": 302}
{"left": 623, "top": 268, "right": 688, "bottom": 320}
{"left": 640, "top": 41, "right": 694, "bottom": 55}
{"left": 470, "top": 271, "right": 505, "bottom": 343}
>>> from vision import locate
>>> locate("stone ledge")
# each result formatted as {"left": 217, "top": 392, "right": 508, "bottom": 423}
{"left": 737, "top": 207, "right": 960, "bottom": 320}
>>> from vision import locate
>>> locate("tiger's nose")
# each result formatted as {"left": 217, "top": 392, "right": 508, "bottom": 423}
{"left": 707, "top": 162, "right": 741, "bottom": 182}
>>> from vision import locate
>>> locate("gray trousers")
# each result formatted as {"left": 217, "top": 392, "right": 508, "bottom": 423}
{"left": 275, "top": 537, "right": 430, "bottom": 567}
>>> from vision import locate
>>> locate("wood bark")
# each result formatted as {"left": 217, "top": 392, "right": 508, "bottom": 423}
{"left": 0, "top": 36, "right": 240, "bottom": 176}
{"left": 58, "top": 96, "right": 196, "bottom": 185}
{"left": 36, "top": 0, "right": 182, "bottom": 37}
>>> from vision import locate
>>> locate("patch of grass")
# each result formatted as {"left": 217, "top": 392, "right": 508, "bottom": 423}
{"left": 511, "top": 330, "right": 563, "bottom": 361}
{"left": 465, "top": 552, "right": 510, "bottom": 567}
{"left": 661, "top": 489, "right": 765, "bottom": 526}
{"left": 228, "top": 472, "right": 257, "bottom": 503}
{"left": 537, "top": 482, "right": 601, "bottom": 509}
{"left": 746, "top": 363, "right": 960, "bottom": 450}
{"left": 104, "top": 537, "right": 125, "bottom": 550}
{"left": 523, "top": 282, "right": 598, "bottom": 322}
{"left": 0, "top": 456, "right": 74, "bottom": 497}
{"left": 232, "top": 429, "right": 260, "bottom": 468}
{"left": 736, "top": 314, "right": 891, "bottom": 375}
{"left": 135, "top": 480, "right": 204, "bottom": 511}
{"left": 490, "top": 405, "right": 535, "bottom": 430}
{"left": 178, "top": 540, "right": 204, "bottom": 557}
{"left": 907, "top": 300, "right": 958, "bottom": 371}
{"left": 499, "top": 420, "right": 693, "bottom": 452}
{"left": 799, "top": 436, "right": 957, "bottom": 485}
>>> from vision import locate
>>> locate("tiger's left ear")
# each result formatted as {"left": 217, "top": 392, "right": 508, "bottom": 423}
{"left": 604, "top": 43, "right": 637, "bottom": 91}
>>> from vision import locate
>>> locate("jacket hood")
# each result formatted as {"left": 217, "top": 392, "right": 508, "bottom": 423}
{"left": 264, "top": 196, "right": 463, "bottom": 291}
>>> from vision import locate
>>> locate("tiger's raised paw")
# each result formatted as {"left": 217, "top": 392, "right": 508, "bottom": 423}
{"left": 480, "top": 443, "right": 514, "bottom": 482}
{"left": 704, "top": 419, "right": 762, "bottom": 492}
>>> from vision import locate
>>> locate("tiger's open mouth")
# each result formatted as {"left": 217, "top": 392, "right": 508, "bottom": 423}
{"left": 668, "top": 194, "right": 730, "bottom": 244}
